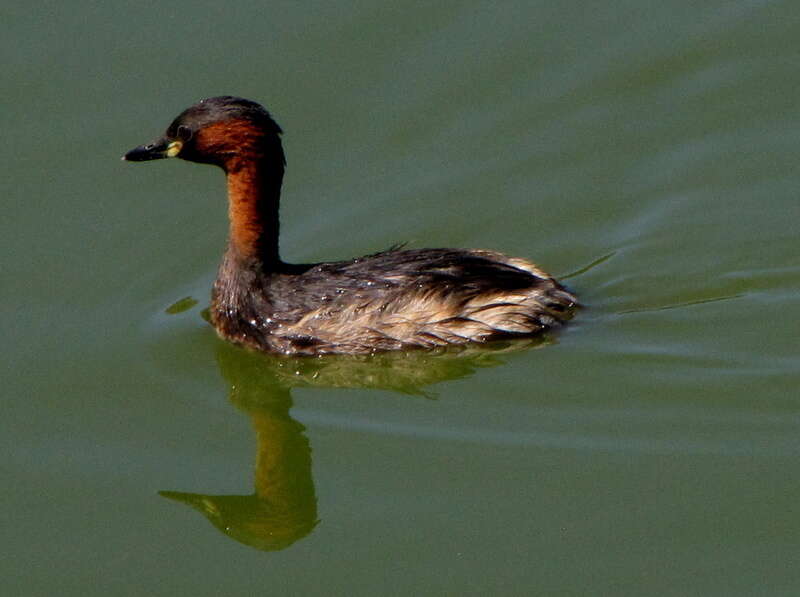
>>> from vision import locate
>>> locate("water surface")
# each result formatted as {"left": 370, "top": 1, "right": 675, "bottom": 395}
{"left": 4, "top": 1, "right": 800, "bottom": 595}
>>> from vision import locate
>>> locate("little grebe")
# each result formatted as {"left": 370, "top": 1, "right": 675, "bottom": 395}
{"left": 124, "top": 96, "right": 577, "bottom": 355}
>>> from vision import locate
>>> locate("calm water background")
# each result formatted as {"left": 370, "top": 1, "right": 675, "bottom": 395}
{"left": 4, "top": 1, "right": 800, "bottom": 595}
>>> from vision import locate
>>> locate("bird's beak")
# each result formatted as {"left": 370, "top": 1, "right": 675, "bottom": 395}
{"left": 122, "top": 137, "right": 183, "bottom": 161}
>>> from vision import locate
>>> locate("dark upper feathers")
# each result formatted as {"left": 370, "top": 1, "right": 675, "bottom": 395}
{"left": 212, "top": 247, "right": 577, "bottom": 354}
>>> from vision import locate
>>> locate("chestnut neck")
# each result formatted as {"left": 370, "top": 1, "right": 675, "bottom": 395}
{"left": 224, "top": 154, "right": 284, "bottom": 268}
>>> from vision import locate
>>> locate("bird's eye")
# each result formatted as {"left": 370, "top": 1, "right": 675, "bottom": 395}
{"left": 176, "top": 125, "right": 193, "bottom": 141}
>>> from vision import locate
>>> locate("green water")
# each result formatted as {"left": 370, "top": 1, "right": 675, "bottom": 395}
{"left": 4, "top": 1, "right": 800, "bottom": 595}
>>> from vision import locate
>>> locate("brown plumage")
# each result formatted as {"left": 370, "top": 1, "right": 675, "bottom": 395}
{"left": 124, "top": 96, "right": 578, "bottom": 355}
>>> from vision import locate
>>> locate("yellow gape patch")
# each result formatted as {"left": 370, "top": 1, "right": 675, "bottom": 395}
{"left": 166, "top": 140, "right": 183, "bottom": 157}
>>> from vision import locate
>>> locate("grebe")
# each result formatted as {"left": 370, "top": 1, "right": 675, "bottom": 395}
{"left": 124, "top": 96, "right": 577, "bottom": 355}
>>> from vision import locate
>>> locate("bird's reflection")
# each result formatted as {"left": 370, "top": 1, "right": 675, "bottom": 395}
{"left": 160, "top": 337, "right": 548, "bottom": 551}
